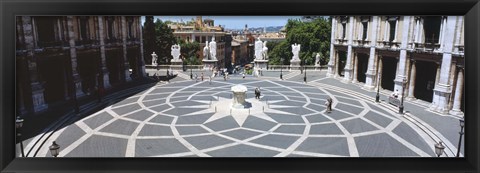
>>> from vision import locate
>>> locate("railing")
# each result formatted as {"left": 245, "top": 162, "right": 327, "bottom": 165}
{"left": 145, "top": 65, "right": 204, "bottom": 70}
{"left": 267, "top": 65, "right": 327, "bottom": 71}
{"left": 37, "top": 41, "right": 66, "bottom": 48}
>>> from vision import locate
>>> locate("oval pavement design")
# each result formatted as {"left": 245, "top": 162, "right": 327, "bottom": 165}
{"left": 42, "top": 79, "right": 437, "bottom": 157}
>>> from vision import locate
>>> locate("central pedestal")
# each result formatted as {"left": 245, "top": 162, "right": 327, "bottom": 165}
{"left": 290, "top": 59, "right": 301, "bottom": 70}
{"left": 254, "top": 59, "right": 269, "bottom": 76}
{"left": 231, "top": 85, "right": 249, "bottom": 109}
{"left": 170, "top": 60, "right": 183, "bottom": 70}
{"left": 203, "top": 59, "right": 218, "bottom": 70}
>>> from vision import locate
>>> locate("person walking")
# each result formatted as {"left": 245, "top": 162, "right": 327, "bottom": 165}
{"left": 209, "top": 76, "right": 212, "bottom": 85}
{"left": 325, "top": 97, "right": 333, "bottom": 113}
{"left": 201, "top": 72, "right": 204, "bottom": 81}
{"left": 195, "top": 73, "right": 198, "bottom": 82}
{"left": 255, "top": 87, "right": 261, "bottom": 99}
{"left": 243, "top": 73, "right": 246, "bottom": 79}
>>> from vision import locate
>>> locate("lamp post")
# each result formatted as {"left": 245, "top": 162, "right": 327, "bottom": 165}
{"left": 304, "top": 63, "right": 307, "bottom": 83}
{"left": 434, "top": 141, "right": 445, "bottom": 157}
{"left": 457, "top": 117, "right": 465, "bottom": 157}
{"left": 15, "top": 116, "right": 25, "bottom": 157}
{"left": 49, "top": 141, "right": 60, "bottom": 157}
{"left": 399, "top": 78, "right": 407, "bottom": 114}
{"left": 280, "top": 58, "right": 283, "bottom": 80}
{"left": 376, "top": 80, "right": 380, "bottom": 102}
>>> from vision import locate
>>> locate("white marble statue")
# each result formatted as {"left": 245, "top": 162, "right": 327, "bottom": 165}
{"left": 262, "top": 41, "right": 268, "bottom": 60}
{"left": 315, "top": 53, "right": 320, "bottom": 66}
{"left": 254, "top": 38, "right": 264, "bottom": 60}
{"left": 203, "top": 41, "right": 210, "bottom": 60}
{"left": 151, "top": 52, "right": 158, "bottom": 65}
{"left": 209, "top": 37, "right": 217, "bottom": 60}
{"left": 291, "top": 43, "right": 301, "bottom": 61}
{"left": 171, "top": 44, "right": 181, "bottom": 61}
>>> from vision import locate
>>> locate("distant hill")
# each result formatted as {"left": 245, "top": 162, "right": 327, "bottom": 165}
{"left": 226, "top": 26, "right": 284, "bottom": 33}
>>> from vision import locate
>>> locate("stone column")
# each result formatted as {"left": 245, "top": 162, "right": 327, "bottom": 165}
{"left": 377, "top": 56, "right": 383, "bottom": 90}
{"left": 439, "top": 17, "right": 447, "bottom": 50}
{"left": 138, "top": 16, "right": 147, "bottom": 77}
{"left": 343, "top": 16, "right": 355, "bottom": 83}
{"left": 448, "top": 62, "right": 457, "bottom": 110}
{"left": 449, "top": 67, "right": 464, "bottom": 115}
{"left": 22, "top": 17, "right": 49, "bottom": 112}
{"left": 430, "top": 16, "right": 456, "bottom": 114}
{"left": 453, "top": 17, "right": 463, "bottom": 53}
{"left": 393, "top": 19, "right": 399, "bottom": 42}
{"left": 363, "top": 16, "right": 379, "bottom": 90}
{"left": 352, "top": 53, "right": 359, "bottom": 83}
{"left": 406, "top": 60, "right": 416, "bottom": 100}
{"left": 327, "top": 17, "right": 337, "bottom": 77}
{"left": 98, "top": 16, "right": 111, "bottom": 89}
{"left": 334, "top": 50, "right": 340, "bottom": 78}
{"left": 121, "top": 16, "right": 132, "bottom": 82}
{"left": 393, "top": 16, "right": 411, "bottom": 97}
{"left": 67, "top": 16, "right": 84, "bottom": 98}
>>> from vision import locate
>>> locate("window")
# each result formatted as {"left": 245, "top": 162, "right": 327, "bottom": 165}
{"left": 423, "top": 16, "right": 441, "bottom": 44}
{"left": 127, "top": 17, "right": 134, "bottom": 39}
{"left": 35, "top": 17, "right": 56, "bottom": 43}
{"left": 387, "top": 16, "right": 398, "bottom": 42}
{"left": 107, "top": 17, "right": 115, "bottom": 39}
{"left": 195, "top": 36, "right": 200, "bottom": 42}
{"left": 79, "top": 17, "right": 89, "bottom": 40}
{"left": 360, "top": 16, "right": 369, "bottom": 41}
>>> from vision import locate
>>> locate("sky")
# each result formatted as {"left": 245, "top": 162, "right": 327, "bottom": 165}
{"left": 142, "top": 16, "right": 303, "bottom": 29}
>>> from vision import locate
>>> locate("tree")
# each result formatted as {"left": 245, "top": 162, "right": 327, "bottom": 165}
{"left": 178, "top": 39, "right": 201, "bottom": 65}
{"left": 268, "top": 17, "right": 331, "bottom": 65}
{"left": 143, "top": 16, "right": 156, "bottom": 65}
{"left": 154, "top": 19, "right": 177, "bottom": 65}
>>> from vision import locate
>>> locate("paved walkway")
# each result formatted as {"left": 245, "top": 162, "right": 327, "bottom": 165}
{"left": 25, "top": 71, "right": 463, "bottom": 157}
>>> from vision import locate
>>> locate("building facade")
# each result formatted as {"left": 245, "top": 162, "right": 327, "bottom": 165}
{"left": 169, "top": 17, "right": 227, "bottom": 68}
{"left": 327, "top": 16, "right": 464, "bottom": 115}
{"left": 231, "top": 39, "right": 249, "bottom": 66}
{"left": 16, "top": 16, "right": 146, "bottom": 115}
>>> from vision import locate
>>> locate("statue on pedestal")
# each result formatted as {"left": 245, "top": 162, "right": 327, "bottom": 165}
{"left": 254, "top": 38, "right": 263, "bottom": 60}
{"left": 171, "top": 44, "right": 181, "bottom": 61}
{"left": 203, "top": 41, "right": 210, "bottom": 60}
{"left": 151, "top": 52, "right": 158, "bottom": 65}
{"left": 262, "top": 41, "right": 268, "bottom": 60}
{"left": 209, "top": 37, "right": 217, "bottom": 60}
{"left": 291, "top": 43, "right": 301, "bottom": 61}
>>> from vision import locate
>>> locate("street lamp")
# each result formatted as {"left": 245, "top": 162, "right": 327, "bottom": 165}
{"left": 49, "top": 141, "right": 60, "bottom": 157}
{"left": 304, "top": 63, "right": 307, "bottom": 83}
{"left": 399, "top": 78, "right": 407, "bottom": 114}
{"left": 280, "top": 58, "right": 283, "bottom": 80}
{"left": 15, "top": 116, "right": 25, "bottom": 157}
{"left": 434, "top": 141, "right": 445, "bottom": 157}
{"left": 375, "top": 58, "right": 381, "bottom": 103}
{"left": 457, "top": 117, "right": 465, "bottom": 157}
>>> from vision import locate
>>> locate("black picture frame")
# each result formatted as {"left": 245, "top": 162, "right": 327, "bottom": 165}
{"left": 1, "top": 0, "right": 478, "bottom": 172}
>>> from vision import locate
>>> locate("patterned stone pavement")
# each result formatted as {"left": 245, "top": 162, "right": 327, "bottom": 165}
{"left": 29, "top": 70, "right": 466, "bottom": 157}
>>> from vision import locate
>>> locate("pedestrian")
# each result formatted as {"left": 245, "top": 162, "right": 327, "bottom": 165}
{"left": 325, "top": 97, "right": 333, "bottom": 113}
{"left": 255, "top": 87, "right": 261, "bottom": 99}
{"left": 195, "top": 73, "right": 198, "bottom": 82}
{"left": 201, "top": 72, "right": 204, "bottom": 81}
{"left": 166, "top": 69, "right": 170, "bottom": 78}
{"left": 223, "top": 74, "right": 226, "bottom": 81}
{"left": 209, "top": 76, "right": 212, "bottom": 85}
{"left": 243, "top": 73, "right": 246, "bottom": 79}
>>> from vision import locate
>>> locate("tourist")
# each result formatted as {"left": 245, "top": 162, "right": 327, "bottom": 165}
{"left": 255, "top": 87, "right": 261, "bottom": 99}
{"left": 325, "top": 97, "right": 333, "bottom": 113}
